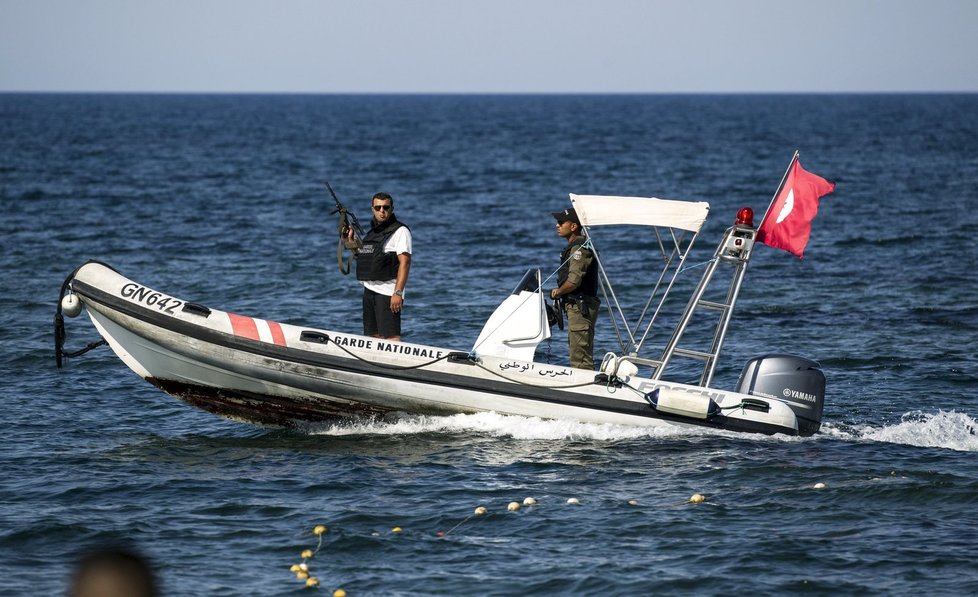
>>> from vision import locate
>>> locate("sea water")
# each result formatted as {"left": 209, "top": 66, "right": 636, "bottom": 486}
{"left": 2, "top": 93, "right": 978, "bottom": 595}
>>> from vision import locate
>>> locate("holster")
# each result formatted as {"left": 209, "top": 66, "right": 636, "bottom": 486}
{"left": 561, "top": 294, "right": 599, "bottom": 318}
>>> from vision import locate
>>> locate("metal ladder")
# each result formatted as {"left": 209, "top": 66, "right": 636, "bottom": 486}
{"left": 631, "top": 224, "right": 757, "bottom": 387}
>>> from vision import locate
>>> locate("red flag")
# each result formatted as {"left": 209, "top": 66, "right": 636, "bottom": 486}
{"left": 756, "top": 159, "right": 835, "bottom": 258}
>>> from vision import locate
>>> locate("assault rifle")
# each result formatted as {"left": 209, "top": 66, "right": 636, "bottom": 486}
{"left": 327, "top": 181, "right": 365, "bottom": 238}
{"left": 326, "top": 182, "right": 364, "bottom": 275}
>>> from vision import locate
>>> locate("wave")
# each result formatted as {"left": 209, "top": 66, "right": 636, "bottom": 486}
{"left": 301, "top": 412, "right": 815, "bottom": 446}
{"left": 833, "top": 235, "right": 928, "bottom": 248}
{"left": 306, "top": 411, "right": 704, "bottom": 441}
{"left": 823, "top": 409, "right": 978, "bottom": 452}
{"left": 307, "top": 409, "right": 978, "bottom": 452}
{"left": 909, "top": 305, "right": 978, "bottom": 330}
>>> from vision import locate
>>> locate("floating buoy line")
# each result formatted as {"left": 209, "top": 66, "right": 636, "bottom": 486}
{"left": 286, "top": 489, "right": 769, "bottom": 592}
{"left": 289, "top": 481, "right": 846, "bottom": 591}
{"left": 290, "top": 525, "right": 331, "bottom": 590}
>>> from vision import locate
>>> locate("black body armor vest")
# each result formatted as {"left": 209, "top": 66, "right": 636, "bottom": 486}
{"left": 557, "top": 237, "right": 598, "bottom": 296}
{"left": 356, "top": 216, "right": 408, "bottom": 282}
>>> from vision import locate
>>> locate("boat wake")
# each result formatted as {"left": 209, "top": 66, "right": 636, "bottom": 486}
{"left": 823, "top": 410, "right": 978, "bottom": 452}
{"left": 306, "top": 409, "right": 978, "bottom": 451}
{"left": 305, "top": 411, "right": 698, "bottom": 441}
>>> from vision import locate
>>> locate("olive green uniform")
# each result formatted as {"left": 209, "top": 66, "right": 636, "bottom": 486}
{"left": 562, "top": 244, "right": 600, "bottom": 370}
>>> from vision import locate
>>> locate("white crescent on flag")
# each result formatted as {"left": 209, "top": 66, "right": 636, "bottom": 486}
{"left": 775, "top": 188, "right": 795, "bottom": 223}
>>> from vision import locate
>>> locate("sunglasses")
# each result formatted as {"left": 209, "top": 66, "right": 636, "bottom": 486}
{"left": 373, "top": 204, "right": 392, "bottom": 212}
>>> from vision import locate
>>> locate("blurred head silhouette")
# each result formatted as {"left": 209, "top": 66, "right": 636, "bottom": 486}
{"left": 69, "top": 546, "right": 158, "bottom": 597}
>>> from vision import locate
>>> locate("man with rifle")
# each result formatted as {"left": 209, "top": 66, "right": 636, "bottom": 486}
{"left": 336, "top": 189, "right": 412, "bottom": 342}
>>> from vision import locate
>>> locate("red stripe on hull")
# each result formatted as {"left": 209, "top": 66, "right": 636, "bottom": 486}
{"left": 268, "top": 321, "right": 287, "bottom": 346}
{"left": 228, "top": 313, "right": 260, "bottom": 341}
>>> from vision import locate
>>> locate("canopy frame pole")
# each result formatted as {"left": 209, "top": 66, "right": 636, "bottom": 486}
{"left": 584, "top": 224, "right": 702, "bottom": 357}
{"left": 631, "top": 227, "right": 677, "bottom": 339}
{"left": 633, "top": 227, "right": 700, "bottom": 355}
{"left": 584, "top": 226, "right": 636, "bottom": 353}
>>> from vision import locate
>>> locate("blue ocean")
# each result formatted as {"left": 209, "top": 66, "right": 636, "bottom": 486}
{"left": 2, "top": 93, "right": 978, "bottom": 595}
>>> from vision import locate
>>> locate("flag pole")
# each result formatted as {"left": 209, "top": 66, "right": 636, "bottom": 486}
{"left": 758, "top": 150, "right": 800, "bottom": 226}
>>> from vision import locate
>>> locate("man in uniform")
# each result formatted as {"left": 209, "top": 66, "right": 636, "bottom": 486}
{"left": 344, "top": 192, "right": 412, "bottom": 341}
{"left": 549, "top": 208, "right": 600, "bottom": 369}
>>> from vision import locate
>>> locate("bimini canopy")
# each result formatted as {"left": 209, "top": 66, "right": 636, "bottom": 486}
{"left": 569, "top": 194, "right": 710, "bottom": 232}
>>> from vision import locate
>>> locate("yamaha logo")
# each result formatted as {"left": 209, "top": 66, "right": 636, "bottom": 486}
{"left": 783, "top": 388, "right": 817, "bottom": 403}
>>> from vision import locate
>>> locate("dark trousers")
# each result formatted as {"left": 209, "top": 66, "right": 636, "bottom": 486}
{"left": 363, "top": 288, "right": 401, "bottom": 337}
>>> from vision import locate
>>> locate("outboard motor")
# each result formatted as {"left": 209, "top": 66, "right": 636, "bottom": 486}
{"left": 736, "top": 354, "right": 825, "bottom": 436}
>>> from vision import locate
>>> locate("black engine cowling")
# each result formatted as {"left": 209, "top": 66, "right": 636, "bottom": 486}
{"left": 736, "top": 354, "right": 825, "bottom": 436}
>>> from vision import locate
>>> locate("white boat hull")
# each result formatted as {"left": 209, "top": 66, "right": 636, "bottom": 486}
{"left": 64, "top": 262, "right": 807, "bottom": 435}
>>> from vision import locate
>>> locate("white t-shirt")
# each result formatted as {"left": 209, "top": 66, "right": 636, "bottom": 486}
{"left": 361, "top": 226, "right": 412, "bottom": 296}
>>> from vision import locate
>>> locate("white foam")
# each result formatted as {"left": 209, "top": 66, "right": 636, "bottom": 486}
{"left": 823, "top": 410, "right": 978, "bottom": 452}
{"left": 319, "top": 409, "right": 978, "bottom": 450}
{"left": 311, "top": 411, "right": 694, "bottom": 441}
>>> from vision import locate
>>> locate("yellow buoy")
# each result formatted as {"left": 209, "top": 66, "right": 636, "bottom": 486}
{"left": 507, "top": 501, "right": 520, "bottom": 512}
{"left": 290, "top": 564, "right": 302, "bottom": 572}
{"left": 301, "top": 549, "right": 314, "bottom": 559}
{"left": 334, "top": 590, "right": 347, "bottom": 597}
{"left": 306, "top": 577, "right": 320, "bottom": 588}
{"left": 297, "top": 571, "right": 309, "bottom": 580}
{"left": 313, "top": 525, "right": 328, "bottom": 535}
{"left": 474, "top": 506, "right": 488, "bottom": 515}
{"left": 689, "top": 494, "right": 706, "bottom": 503}
{"left": 392, "top": 526, "right": 402, "bottom": 533}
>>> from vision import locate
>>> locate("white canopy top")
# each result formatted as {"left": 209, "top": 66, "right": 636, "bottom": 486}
{"left": 569, "top": 194, "right": 710, "bottom": 232}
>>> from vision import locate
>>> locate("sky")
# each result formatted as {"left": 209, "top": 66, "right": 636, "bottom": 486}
{"left": 1, "top": 0, "right": 976, "bottom": 93}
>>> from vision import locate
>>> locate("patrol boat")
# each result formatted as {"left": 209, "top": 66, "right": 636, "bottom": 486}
{"left": 55, "top": 194, "right": 826, "bottom": 436}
